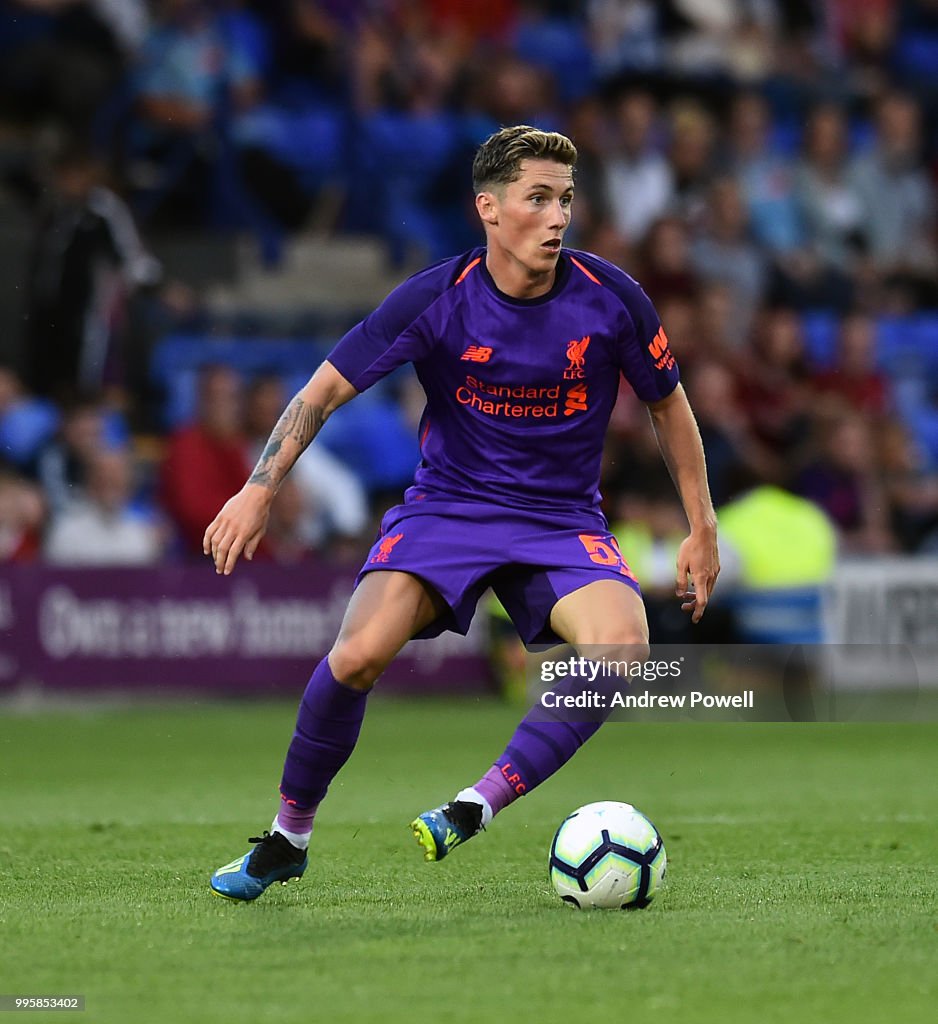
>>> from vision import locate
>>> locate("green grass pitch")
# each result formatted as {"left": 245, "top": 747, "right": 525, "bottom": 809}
{"left": 1, "top": 697, "right": 936, "bottom": 1024}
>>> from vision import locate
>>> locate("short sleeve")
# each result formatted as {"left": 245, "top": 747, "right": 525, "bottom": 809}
{"left": 326, "top": 270, "right": 449, "bottom": 392}
{"left": 615, "top": 282, "right": 680, "bottom": 403}
{"left": 326, "top": 253, "right": 475, "bottom": 391}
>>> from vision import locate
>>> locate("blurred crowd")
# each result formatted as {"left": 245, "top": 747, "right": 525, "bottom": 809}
{"left": 2, "top": 0, "right": 938, "bottom": 586}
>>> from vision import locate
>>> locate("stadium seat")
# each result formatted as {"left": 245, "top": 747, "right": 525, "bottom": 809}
{"left": 150, "top": 335, "right": 330, "bottom": 429}
{"left": 801, "top": 312, "right": 839, "bottom": 369}
{"left": 234, "top": 102, "right": 349, "bottom": 190}
{"left": 905, "top": 407, "right": 938, "bottom": 470}
{"left": 895, "top": 33, "right": 938, "bottom": 85}
{"left": 512, "top": 16, "right": 595, "bottom": 103}
{"left": 356, "top": 111, "right": 464, "bottom": 262}
{"left": 0, "top": 399, "right": 60, "bottom": 468}
{"left": 317, "top": 387, "right": 419, "bottom": 493}
{"left": 876, "top": 317, "right": 930, "bottom": 376}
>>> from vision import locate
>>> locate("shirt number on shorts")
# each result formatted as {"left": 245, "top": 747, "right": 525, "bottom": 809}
{"left": 577, "top": 534, "right": 636, "bottom": 580}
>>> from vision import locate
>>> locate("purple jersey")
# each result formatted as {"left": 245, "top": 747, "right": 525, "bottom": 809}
{"left": 327, "top": 247, "right": 679, "bottom": 513}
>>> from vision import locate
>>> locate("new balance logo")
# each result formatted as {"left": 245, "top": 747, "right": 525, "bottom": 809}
{"left": 460, "top": 345, "right": 493, "bottom": 363}
{"left": 370, "top": 532, "right": 404, "bottom": 563}
{"left": 444, "top": 828, "right": 459, "bottom": 847}
{"left": 564, "top": 382, "right": 588, "bottom": 416}
{"left": 647, "top": 327, "right": 674, "bottom": 371}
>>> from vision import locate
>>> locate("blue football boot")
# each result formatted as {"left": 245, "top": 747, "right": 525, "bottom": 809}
{"left": 210, "top": 831, "right": 307, "bottom": 901}
{"left": 410, "top": 801, "right": 483, "bottom": 862}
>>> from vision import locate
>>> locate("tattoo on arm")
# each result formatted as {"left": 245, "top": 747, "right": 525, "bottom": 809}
{"left": 248, "top": 397, "right": 325, "bottom": 489}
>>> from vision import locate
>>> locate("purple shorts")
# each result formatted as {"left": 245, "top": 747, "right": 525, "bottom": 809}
{"left": 357, "top": 496, "right": 642, "bottom": 645}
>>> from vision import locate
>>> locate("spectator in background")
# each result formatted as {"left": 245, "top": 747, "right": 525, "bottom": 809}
{"left": 716, "top": 467, "right": 837, "bottom": 645}
{"left": 137, "top": 0, "right": 262, "bottom": 132}
{"left": 603, "top": 91, "right": 673, "bottom": 250}
{"left": 794, "top": 102, "right": 867, "bottom": 292}
{"left": 258, "top": 0, "right": 352, "bottom": 104}
{"left": 160, "top": 364, "right": 252, "bottom": 557}
{"left": 794, "top": 411, "right": 894, "bottom": 553}
{"left": 639, "top": 214, "right": 700, "bottom": 303}
{"left": 30, "top": 398, "right": 110, "bottom": 515}
{"left": 830, "top": 0, "right": 898, "bottom": 99}
{"left": 561, "top": 97, "right": 615, "bottom": 253}
{"left": 353, "top": 1, "right": 468, "bottom": 116}
{"left": 737, "top": 305, "right": 812, "bottom": 460}
{"left": 877, "top": 417, "right": 938, "bottom": 552}
{"left": 23, "top": 148, "right": 162, "bottom": 403}
{"left": 651, "top": 293, "right": 698, "bottom": 374}
{"left": 727, "top": 90, "right": 856, "bottom": 310}
{"left": 0, "top": 365, "right": 59, "bottom": 470}
{"left": 848, "top": 91, "right": 937, "bottom": 309}
{"left": 726, "top": 91, "right": 802, "bottom": 256}
{"left": 0, "top": 0, "right": 141, "bottom": 134}
{"left": 694, "top": 280, "right": 743, "bottom": 354}
{"left": 0, "top": 469, "right": 44, "bottom": 562}
{"left": 474, "top": 54, "right": 556, "bottom": 127}
{"left": 132, "top": 0, "right": 263, "bottom": 223}
{"left": 666, "top": 100, "right": 717, "bottom": 233}
{"left": 45, "top": 448, "right": 163, "bottom": 565}
{"left": 244, "top": 374, "right": 367, "bottom": 553}
{"left": 670, "top": 0, "right": 780, "bottom": 81}
{"left": 685, "top": 360, "right": 778, "bottom": 505}
{"left": 690, "top": 176, "right": 767, "bottom": 342}
{"left": 610, "top": 480, "right": 692, "bottom": 643}
{"left": 261, "top": 476, "right": 314, "bottom": 565}
{"left": 587, "top": 0, "right": 661, "bottom": 78}
{"left": 811, "top": 312, "right": 889, "bottom": 418}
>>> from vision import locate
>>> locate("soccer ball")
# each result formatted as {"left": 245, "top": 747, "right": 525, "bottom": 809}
{"left": 549, "top": 801, "right": 667, "bottom": 909}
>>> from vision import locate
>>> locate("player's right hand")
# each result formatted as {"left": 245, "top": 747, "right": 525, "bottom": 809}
{"left": 203, "top": 483, "right": 272, "bottom": 575}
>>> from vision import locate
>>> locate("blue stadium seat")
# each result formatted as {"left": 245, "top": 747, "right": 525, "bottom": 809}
{"left": 0, "top": 399, "right": 60, "bottom": 468}
{"left": 905, "top": 407, "right": 938, "bottom": 470}
{"left": 356, "top": 111, "right": 463, "bottom": 262}
{"left": 512, "top": 17, "right": 595, "bottom": 103}
{"left": 318, "top": 392, "right": 419, "bottom": 493}
{"left": 848, "top": 119, "right": 875, "bottom": 153}
{"left": 801, "top": 312, "right": 839, "bottom": 369}
{"left": 875, "top": 317, "right": 930, "bottom": 376}
{"left": 896, "top": 33, "right": 938, "bottom": 84}
{"left": 0, "top": 399, "right": 59, "bottom": 468}
{"left": 234, "top": 102, "right": 349, "bottom": 188}
{"left": 768, "top": 119, "right": 803, "bottom": 158}
{"left": 149, "top": 333, "right": 418, "bottom": 490}
{"left": 150, "top": 335, "right": 330, "bottom": 429}
{"left": 911, "top": 316, "right": 938, "bottom": 380}
{"left": 804, "top": 313, "right": 938, "bottom": 377}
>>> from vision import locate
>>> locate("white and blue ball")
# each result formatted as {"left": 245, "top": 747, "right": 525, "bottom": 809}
{"left": 549, "top": 801, "right": 667, "bottom": 909}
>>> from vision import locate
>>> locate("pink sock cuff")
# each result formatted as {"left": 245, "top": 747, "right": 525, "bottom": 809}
{"left": 472, "top": 763, "right": 521, "bottom": 817}
{"left": 277, "top": 793, "right": 317, "bottom": 835}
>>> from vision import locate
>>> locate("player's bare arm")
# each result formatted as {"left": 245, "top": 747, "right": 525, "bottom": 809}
{"left": 203, "top": 361, "right": 357, "bottom": 575}
{"left": 646, "top": 384, "right": 720, "bottom": 622}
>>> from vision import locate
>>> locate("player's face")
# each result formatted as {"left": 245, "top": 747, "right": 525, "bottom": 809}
{"left": 480, "top": 159, "right": 574, "bottom": 281}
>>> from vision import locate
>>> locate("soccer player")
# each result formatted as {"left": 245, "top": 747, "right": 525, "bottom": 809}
{"left": 205, "top": 126, "right": 719, "bottom": 901}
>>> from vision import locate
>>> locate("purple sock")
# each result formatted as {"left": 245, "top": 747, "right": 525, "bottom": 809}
{"left": 473, "top": 674, "right": 609, "bottom": 817}
{"left": 278, "top": 657, "right": 368, "bottom": 827}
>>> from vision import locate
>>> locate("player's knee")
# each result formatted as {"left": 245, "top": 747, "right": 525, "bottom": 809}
{"left": 587, "top": 632, "right": 650, "bottom": 667}
{"left": 328, "top": 638, "right": 391, "bottom": 690}
{"left": 573, "top": 616, "right": 648, "bottom": 650}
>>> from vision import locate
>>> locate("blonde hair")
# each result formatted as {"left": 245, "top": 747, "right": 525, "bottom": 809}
{"left": 472, "top": 125, "right": 577, "bottom": 193}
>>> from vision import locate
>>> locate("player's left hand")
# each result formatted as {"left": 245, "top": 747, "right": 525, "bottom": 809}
{"left": 675, "top": 528, "right": 720, "bottom": 623}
